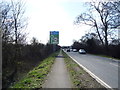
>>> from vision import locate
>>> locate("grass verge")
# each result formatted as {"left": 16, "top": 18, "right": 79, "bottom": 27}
{"left": 62, "top": 50, "right": 105, "bottom": 88}
{"left": 11, "top": 51, "right": 59, "bottom": 88}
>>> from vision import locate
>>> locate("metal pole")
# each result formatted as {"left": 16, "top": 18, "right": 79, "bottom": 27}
{"left": 53, "top": 44, "right": 56, "bottom": 52}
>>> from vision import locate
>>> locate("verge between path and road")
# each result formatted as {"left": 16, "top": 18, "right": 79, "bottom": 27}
{"left": 42, "top": 51, "right": 72, "bottom": 88}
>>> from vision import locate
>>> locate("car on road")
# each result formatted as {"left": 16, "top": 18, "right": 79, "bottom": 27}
{"left": 78, "top": 49, "right": 86, "bottom": 54}
{"left": 67, "top": 49, "right": 70, "bottom": 52}
{"left": 72, "top": 49, "right": 77, "bottom": 52}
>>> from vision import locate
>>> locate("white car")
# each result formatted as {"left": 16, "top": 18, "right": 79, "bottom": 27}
{"left": 72, "top": 49, "right": 77, "bottom": 52}
{"left": 79, "top": 49, "right": 86, "bottom": 54}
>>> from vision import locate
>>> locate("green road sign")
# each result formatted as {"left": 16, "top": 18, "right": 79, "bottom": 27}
{"left": 50, "top": 31, "right": 59, "bottom": 44}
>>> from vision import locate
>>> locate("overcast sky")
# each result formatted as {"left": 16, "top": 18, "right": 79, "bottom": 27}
{"left": 24, "top": 0, "right": 93, "bottom": 46}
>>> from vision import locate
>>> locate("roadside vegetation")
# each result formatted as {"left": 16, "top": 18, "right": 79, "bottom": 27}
{"left": 2, "top": 37, "right": 60, "bottom": 88}
{"left": 11, "top": 51, "right": 59, "bottom": 88}
{"left": 71, "top": 1, "right": 120, "bottom": 59}
{"left": 71, "top": 35, "right": 120, "bottom": 60}
{"left": 62, "top": 50, "right": 105, "bottom": 88}
{"left": 1, "top": 0, "right": 61, "bottom": 88}
{"left": 1, "top": 1, "right": 61, "bottom": 87}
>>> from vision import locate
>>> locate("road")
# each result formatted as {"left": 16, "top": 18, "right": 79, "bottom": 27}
{"left": 65, "top": 51, "right": 120, "bottom": 89}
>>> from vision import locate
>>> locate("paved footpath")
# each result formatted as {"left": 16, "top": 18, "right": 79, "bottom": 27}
{"left": 42, "top": 51, "right": 72, "bottom": 88}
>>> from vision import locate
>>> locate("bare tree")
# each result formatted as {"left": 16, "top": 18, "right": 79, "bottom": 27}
{"left": 1, "top": 0, "right": 28, "bottom": 87}
{"left": 30, "top": 37, "right": 39, "bottom": 45}
{"left": 1, "top": 2, "right": 13, "bottom": 44}
{"left": 10, "top": 0, "right": 28, "bottom": 77}
{"left": 11, "top": 0, "right": 27, "bottom": 45}
{"left": 1, "top": 0, "right": 27, "bottom": 44}
{"left": 76, "top": 12, "right": 104, "bottom": 45}
{"left": 75, "top": 1, "right": 120, "bottom": 49}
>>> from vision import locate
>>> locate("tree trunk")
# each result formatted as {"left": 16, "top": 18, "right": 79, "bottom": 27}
{"left": 104, "top": 26, "right": 109, "bottom": 54}
{"left": 14, "top": 18, "right": 18, "bottom": 45}
{"left": 95, "top": 22, "right": 104, "bottom": 45}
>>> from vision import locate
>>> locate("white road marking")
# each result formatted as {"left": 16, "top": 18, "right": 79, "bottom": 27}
{"left": 109, "top": 63, "right": 119, "bottom": 67}
{"left": 64, "top": 51, "right": 113, "bottom": 89}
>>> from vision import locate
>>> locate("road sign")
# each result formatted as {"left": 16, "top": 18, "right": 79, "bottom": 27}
{"left": 50, "top": 31, "right": 59, "bottom": 44}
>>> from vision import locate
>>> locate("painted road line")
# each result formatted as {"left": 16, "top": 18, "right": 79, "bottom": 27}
{"left": 109, "top": 63, "right": 119, "bottom": 67}
{"left": 64, "top": 51, "right": 113, "bottom": 89}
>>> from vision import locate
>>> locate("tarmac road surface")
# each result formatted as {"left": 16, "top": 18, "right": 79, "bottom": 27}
{"left": 66, "top": 51, "right": 120, "bottom": 89}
